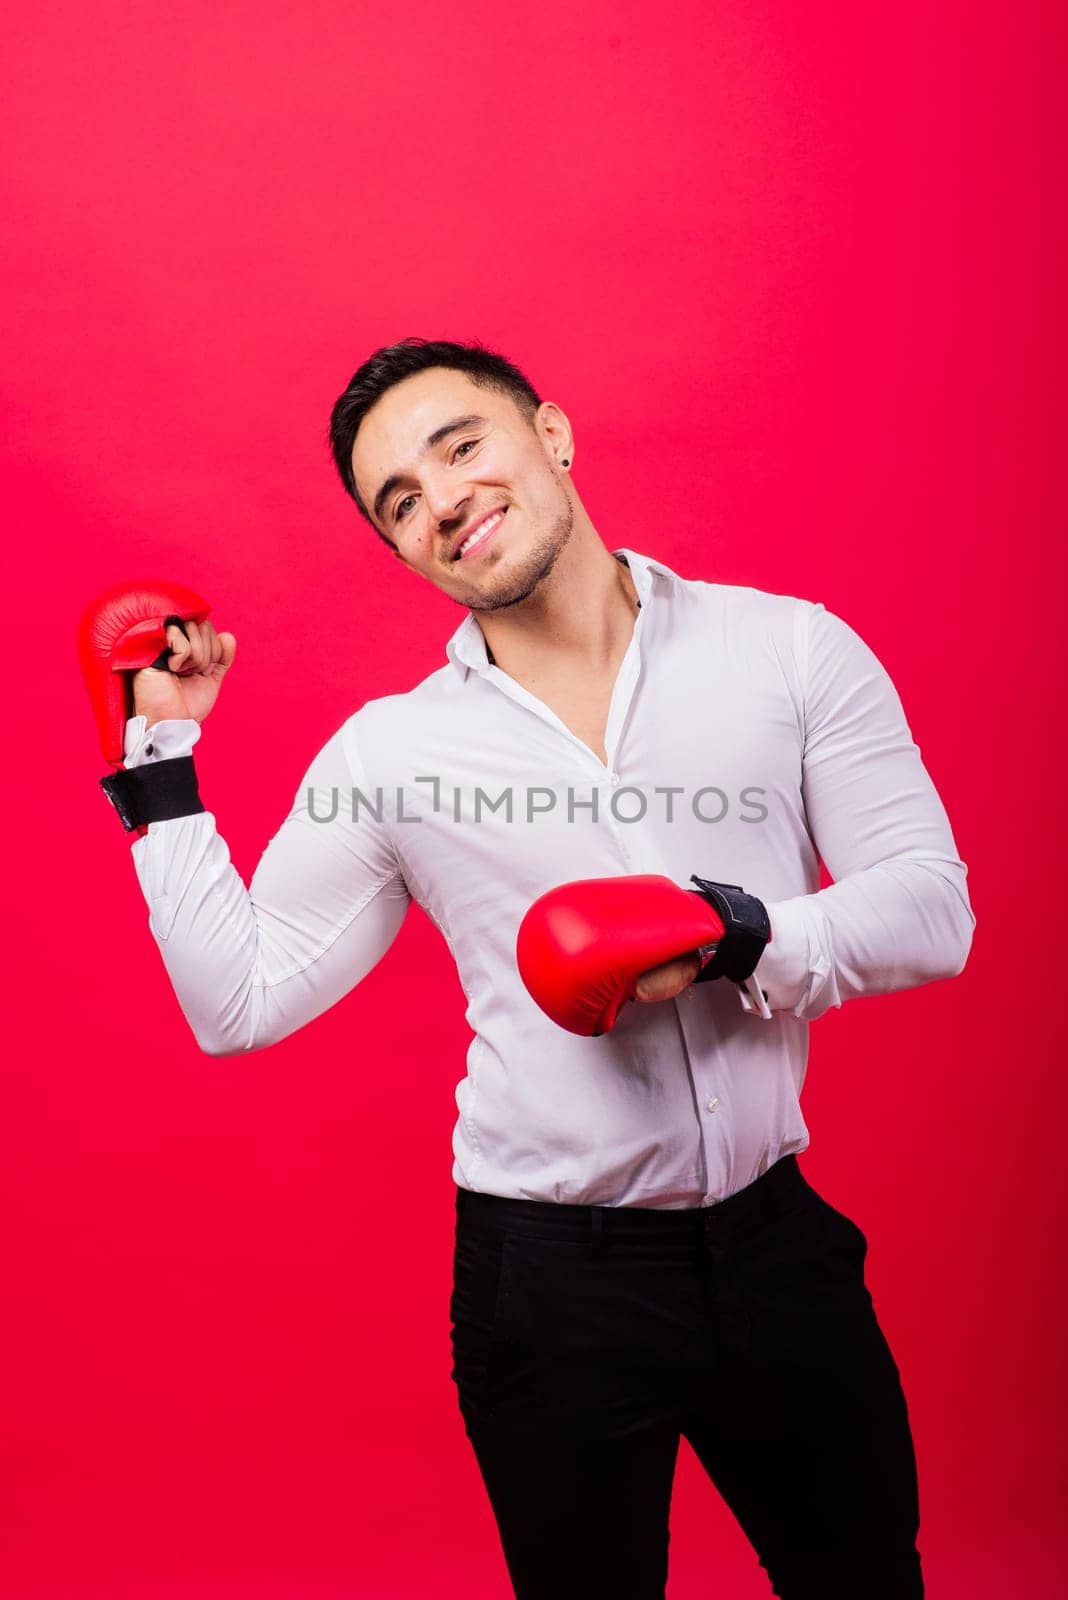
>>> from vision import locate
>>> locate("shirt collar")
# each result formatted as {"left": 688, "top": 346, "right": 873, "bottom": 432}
{"left": 444, "top": 547, "right": 684, "bottom": 679}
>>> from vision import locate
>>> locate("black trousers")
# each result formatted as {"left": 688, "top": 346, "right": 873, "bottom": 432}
{"left": 449, "top": 1155, "right": 923, "bottom": 1599}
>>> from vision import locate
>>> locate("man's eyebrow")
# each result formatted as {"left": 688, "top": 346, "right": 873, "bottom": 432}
{"left": 371, "top": 414, "right": 489, "bottom": 524}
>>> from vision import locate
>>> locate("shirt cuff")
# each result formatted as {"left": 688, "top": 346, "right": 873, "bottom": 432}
{"left": 736, "top": 975, "right": 774, "bottom": 1020}
{"left": 123, "top": 715, "right": 202, "bottom": 767}
{"left": 746, "top": 898, "right": 814, "bottom": 1017}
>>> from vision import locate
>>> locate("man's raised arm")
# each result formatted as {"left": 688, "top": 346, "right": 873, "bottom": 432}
{"left": 81, "top": 589, "right": 410, "bottom": 1056}
{"left": 124, "top": 715, "right": 410, "bottom": 1055}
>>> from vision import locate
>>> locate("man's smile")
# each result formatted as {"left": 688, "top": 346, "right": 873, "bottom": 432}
{"left": 452, "top": 506, "right": 509, "bottom": 562}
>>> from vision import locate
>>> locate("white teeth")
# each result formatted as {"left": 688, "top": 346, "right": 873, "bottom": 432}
{"left": 458, "top": 510, "right": 504, "bottom": 557}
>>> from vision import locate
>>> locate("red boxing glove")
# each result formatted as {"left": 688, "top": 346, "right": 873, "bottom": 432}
{"left": 516, "top": 874, "right": 725, "bottom": 1037}
{"left": 77, "top": 580, "right": 210, "bottom": 767}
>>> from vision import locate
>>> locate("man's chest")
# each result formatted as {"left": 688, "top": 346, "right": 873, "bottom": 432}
{"left": 357, "top": 657, "right": 808, "bottom": 932}
{"left": 504, "top": 672, "right": 617, "bottom": 766}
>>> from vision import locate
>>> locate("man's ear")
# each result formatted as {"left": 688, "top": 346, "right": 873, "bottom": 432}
{"left": 536, "top": 400, "right": 574, "bottom": 469}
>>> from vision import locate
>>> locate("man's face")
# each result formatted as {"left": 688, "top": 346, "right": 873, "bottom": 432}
{"left": 350, "top": 367, "right": 575, "bottom": 612}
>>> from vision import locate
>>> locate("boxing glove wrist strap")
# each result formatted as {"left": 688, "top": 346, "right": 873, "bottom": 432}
{"left": 99, "top": 757, "right": 205, "bottom": 832}
{"left": 688, "top": 875, "right": 771, "bottom": 984}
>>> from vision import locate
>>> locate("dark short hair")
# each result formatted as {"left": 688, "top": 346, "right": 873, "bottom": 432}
{"left": 328, "top": 338, "right": 542, "bottom": 541}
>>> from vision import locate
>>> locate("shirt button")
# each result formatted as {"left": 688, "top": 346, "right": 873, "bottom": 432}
{"left": 144, "top": 743, "right": 154, "bottom": 756}
{"left": 706, "top": 1097, "right": 720, "bottom": 1113}
{"left": 609, "top": 772, "right": 620, "bottom": 785}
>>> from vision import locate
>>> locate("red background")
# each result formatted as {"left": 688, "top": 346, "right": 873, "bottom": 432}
{"left": 3, "top": 2, "right": 1064, "bottom": 1595}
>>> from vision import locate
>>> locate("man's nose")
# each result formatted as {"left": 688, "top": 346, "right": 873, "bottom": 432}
{"left": 425, "top": 474, "right": 472, "bottom": 527}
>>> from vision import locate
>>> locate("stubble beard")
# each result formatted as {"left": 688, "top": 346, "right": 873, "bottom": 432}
{"left": 459, "top": 499, "right": 576, "bottom": 614}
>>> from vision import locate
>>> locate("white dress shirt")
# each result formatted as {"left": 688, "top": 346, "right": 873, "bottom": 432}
{"left": 123, "top": 548, "right": 974, "bottom": 1207}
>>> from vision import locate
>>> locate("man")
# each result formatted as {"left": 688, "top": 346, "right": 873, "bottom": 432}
{"left": 96, "top": 338, "right": 974, "bottom": 1598}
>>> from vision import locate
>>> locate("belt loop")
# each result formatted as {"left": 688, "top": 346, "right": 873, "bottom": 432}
{"left": 590, "top": 1206, "right": 604, "bottom": 1258}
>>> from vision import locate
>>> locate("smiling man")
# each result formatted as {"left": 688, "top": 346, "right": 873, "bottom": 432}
{"left": 335, "top": 345, "right": 648, "bottom": 761}
{"left": 91, "top": 338, "right": 974, "bottom": 1599}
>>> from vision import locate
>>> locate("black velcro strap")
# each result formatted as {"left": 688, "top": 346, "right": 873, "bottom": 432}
{"left": 100, "top": 757, "right": 205, "bottom": 832}
{"left": 689, "top": 875, "right": 771, "bottom": 984}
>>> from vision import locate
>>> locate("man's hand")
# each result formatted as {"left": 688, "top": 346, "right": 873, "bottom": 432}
{"left": 517, "top": 873, "right": 771, "bottom": 1036}
{"left": 634, "top": 951, "right": 703, "bottom": 1003}
{"left": 516, "top": 875, "right": 724, "bottom": 1035}
{"left": 78, "top": 580, "right": 218, "bottom": 767}
{"left": 133, "top": 618, "right": 237, "bottom": 728}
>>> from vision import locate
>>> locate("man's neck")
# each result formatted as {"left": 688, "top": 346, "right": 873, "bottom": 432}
{"left": 476, "top": 533, "right": 641, "bottom": 680}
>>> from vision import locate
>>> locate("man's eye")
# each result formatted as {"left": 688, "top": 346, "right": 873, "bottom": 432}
{"left": 453, "top": 439, "right": 478, "bottom": 459}
{"left": 394, "top": 494, "right": 417, "bottom": 521}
